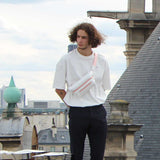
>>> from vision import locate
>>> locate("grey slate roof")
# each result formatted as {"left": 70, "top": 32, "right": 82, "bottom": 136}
{"left": 53, "top": 128, "right": 70, "bottom": 144}
{"left": 105, "top": 22, "right": 160, "bottom": 160}
{"left": 0, "top": 117, "right": 25, "bottom": 137}
{"left": 38, "top": 128, "right": 53, "bottom": 144}
{"left": 38, "top": 128, "right": 70, "bottom": 145}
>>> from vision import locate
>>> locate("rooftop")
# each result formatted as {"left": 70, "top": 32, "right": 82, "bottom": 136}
{"left": 106, "top": 22, "right": 160, "bottom": 160}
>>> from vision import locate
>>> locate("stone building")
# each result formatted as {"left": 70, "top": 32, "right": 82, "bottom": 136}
{"left": 0, "top": 77, "right": 38, "bottom": 160}
{"left": 88, "top": 0, "right": 160, "bottom": 67}
{"left": 38, "top": 127, "right": 70, "bottom": 153}
{"left": 0, "top": 117, "right": 38, "bottom": 160}
{"left": 106, "top": 22, "right": 160, "bottom": 160}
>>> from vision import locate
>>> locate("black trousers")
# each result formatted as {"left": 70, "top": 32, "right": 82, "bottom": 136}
{"left": 69, "top": 104, "right": 107, "bottom": 160}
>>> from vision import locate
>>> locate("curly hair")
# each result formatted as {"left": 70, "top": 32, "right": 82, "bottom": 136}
{"left": 68, "top": 22, "right": 105, "bottom": 48}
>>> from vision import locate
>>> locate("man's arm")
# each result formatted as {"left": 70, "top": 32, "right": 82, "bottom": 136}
{"left": 55, "top": 89, "right": 70, "bottom": 107}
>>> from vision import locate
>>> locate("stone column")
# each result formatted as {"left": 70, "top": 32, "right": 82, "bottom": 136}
{"left": 128, "top": 0, "right": 145, "bottom": 13}
{"left": 104, "top": 100, "right": 142, "bottom": 160}
{"left": 117, "top": 19, "right": 158, "bottom": 67}
{"left": 153, "top": 0, "right": 160, "bottom": 13}
{"left": 87, "top": 0, "right": 160, "bottom": 67}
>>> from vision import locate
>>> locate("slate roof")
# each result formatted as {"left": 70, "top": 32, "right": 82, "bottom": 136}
{"left": 38, "top": 128, "right": 70, "bottom": 145}
{"left": 105, "top": 22, "right": 160, "bottom": 160}
{"left": 38, "top": 127, "right": 90, "bottom": 160}
{"left": 0, "top": 117, "right": 25, "bottom": 137}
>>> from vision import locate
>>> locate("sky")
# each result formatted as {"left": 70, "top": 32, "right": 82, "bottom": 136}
{"left": 0, "top": 0, "right": 152, "bottom": 104}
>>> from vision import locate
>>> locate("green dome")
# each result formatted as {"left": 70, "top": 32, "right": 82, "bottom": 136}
{"left": 3, "top": 76, "right": 21, "bottom": 104}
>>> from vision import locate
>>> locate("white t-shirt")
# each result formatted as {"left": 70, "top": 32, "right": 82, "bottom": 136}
{"left": 53, "top": 49, "right": 111, "bottom": 107}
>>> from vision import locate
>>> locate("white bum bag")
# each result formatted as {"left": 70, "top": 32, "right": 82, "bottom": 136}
{"left": 68, "top": 53, "right": 97, "bottom": 96}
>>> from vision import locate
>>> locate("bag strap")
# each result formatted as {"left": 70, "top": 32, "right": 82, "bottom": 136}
{"left": 91, "top": 53, "right": 98, "bottom": 71}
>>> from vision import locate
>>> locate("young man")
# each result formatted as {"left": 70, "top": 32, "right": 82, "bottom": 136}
{"left": 53, "top": 22, "right": 111, "bottom": 160}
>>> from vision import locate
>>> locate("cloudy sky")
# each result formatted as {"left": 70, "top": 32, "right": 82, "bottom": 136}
{"left": 0, "top": 0, "right": 152, "bottom": 103}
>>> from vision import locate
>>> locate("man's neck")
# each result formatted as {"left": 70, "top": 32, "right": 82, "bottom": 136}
{"left": 77, "top": 47, "right": 92, "bottom": 56}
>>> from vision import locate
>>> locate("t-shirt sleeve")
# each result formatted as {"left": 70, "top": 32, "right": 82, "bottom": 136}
{"left": 53, "top": 57, "right": 66, "bottom": 90}
{"left": 102, "top": 58, "right": 111, "bottom": 90}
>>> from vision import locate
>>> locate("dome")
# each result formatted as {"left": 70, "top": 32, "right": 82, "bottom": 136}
{"left": 3, "top": 76, "right": 21, "bottom": 104}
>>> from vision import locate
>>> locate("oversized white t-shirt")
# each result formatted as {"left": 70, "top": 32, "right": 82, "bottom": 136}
{"left": 53, "top": 49, "right": 111, "bottom": 107}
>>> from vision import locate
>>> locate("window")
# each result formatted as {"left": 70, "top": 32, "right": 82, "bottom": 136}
{"left": 63, "top": 146, "right": 68, "bottom": 152}
{"left": 39, "top": 146, "right": 43, "bottom": 150}
{"left": 50, "top": 147, "right": 55, "bottom": 152}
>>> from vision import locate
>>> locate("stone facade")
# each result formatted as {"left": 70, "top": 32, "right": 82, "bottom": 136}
{"left": 104, "top": 100, "right": 142, "bottom": 160}
{"left": 106, "top": 22, "right": 160, "bottom": 160}
{"left": 87, "top": 0, "right": 160, "bottom": 66}
{"left": 0, "top": 117, "right": 38, "bottom": 160}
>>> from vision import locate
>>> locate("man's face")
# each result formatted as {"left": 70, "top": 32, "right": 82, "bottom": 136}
{"left": 76, "top": 29, "right": 91, "bottom": 50}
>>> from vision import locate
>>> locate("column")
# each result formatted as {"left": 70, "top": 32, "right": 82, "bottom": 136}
{"left": 128, "top": 0, "right": 145, "bottom": 13}
{"left": 153, "top": 0, "right": 160, "bottom": 13}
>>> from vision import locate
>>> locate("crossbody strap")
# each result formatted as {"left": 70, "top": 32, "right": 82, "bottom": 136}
{"left": 91, "top": 53, "right": 98, "bottom": 71}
